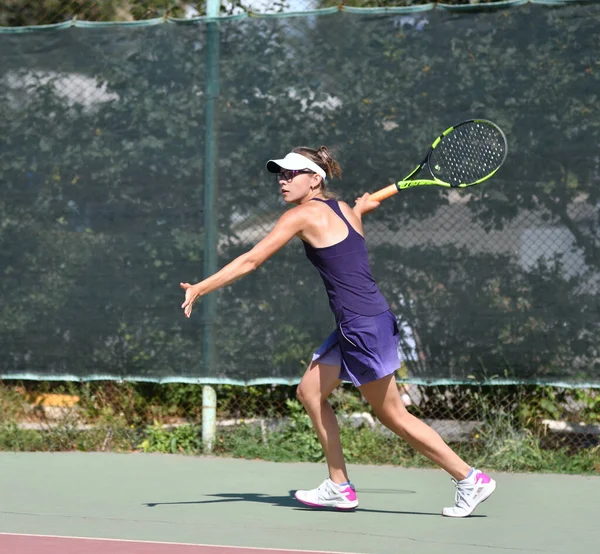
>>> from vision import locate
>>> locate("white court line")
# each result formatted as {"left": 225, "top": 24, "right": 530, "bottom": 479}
{"left": 0, "top": 533, "right": 363, "bottom": 554}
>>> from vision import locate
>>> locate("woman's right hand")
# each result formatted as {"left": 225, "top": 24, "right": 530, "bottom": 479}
{"left": 354, "top": 192, "right": 381, "bottom": 217}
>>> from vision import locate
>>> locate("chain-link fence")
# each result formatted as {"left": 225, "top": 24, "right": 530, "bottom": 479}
{"left": 2, "top": 381, "right": 599, "bottom": 466}
{"left": 1, "top": 3, "right": 599, "bottom": 462}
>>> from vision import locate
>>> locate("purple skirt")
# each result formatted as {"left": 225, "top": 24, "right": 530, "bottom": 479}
{"left": 311, "top": 309, "right": 401, "bottom": 386}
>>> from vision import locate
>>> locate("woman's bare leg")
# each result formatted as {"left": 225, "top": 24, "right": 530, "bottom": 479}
{"left": 359, "top": 374, "right": 471, "bottom": 481}
{"left": 296, "top": 361, "right": 347, "bottom": 483}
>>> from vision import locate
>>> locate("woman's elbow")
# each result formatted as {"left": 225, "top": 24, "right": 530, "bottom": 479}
{"left": 242, "top": 255, "right": 260, "bottom": 274}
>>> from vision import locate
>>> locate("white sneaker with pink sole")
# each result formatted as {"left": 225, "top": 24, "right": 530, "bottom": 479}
{"left": 294, "top": 478, "right": 358, "bottom": 510}
{"left": 442, "top": 469, "right": 496, "bottom": 518}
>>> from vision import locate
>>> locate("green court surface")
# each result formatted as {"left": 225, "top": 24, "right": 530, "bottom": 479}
{"left": 0, "top": 452, "right": 598, "bottom": 554}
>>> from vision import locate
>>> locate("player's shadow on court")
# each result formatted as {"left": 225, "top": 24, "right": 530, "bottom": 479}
{"left": 143, "top": 489, "right": 484, "bottom": 517}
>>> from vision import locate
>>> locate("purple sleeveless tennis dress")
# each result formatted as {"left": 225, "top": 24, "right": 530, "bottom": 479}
{"left": 303, "top": 198, "right": 400, "bottom": 386}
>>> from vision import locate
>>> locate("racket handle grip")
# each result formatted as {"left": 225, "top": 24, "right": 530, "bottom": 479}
{"left": 370, "top": 183, "right": 398, "bottom": 202}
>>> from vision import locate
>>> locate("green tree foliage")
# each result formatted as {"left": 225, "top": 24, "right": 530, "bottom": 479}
{"left": 0, "top": 1, "right": 195, "bottom": 26}
{"left": 0, "top": 0, "right": 541, "bottom": 27}
{"left": 1, "top": 5, "right": 599, "bottom": 384}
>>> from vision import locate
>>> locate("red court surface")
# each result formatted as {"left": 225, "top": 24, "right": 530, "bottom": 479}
{"left": 0, "top": 534, "right": 354, "bottom": 554}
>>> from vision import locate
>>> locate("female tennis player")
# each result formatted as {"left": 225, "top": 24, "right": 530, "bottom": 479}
{"left": 180, "top": 146, "right": 496, "bottom": 517}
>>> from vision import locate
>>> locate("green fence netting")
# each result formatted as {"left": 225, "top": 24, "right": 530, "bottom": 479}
{"left": 1, "top": 4, "right": 599, "bottom": 385}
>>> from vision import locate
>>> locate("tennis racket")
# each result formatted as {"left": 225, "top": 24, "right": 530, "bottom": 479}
{"left": 370, "top": 119, "right": 507, "bottom": 202}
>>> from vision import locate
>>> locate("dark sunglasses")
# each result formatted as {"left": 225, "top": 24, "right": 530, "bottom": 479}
{"left": 276, "top": 169, "right": 314, "bottom": 182}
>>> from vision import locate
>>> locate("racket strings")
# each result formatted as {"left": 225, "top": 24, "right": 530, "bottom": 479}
{"left": 429, "top": 121, "right": 506, "bottom": 186}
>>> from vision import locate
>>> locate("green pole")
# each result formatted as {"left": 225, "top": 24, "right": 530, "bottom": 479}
{"left": 202, "top": 0, "right": 220, "bottom": 453}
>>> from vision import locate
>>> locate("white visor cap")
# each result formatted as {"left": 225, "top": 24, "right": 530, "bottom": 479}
{"left": 266, "top": 152, "right": 326, "bottom": 179}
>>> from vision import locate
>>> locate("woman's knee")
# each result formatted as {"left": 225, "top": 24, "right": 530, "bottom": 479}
{"left": 296, "top": 382, "right": 306, "bottom": 404}
{"left": 296, "top": 378, "right": 316, "bottom": 406}
{"left": 297, "top": 362, "right": 340, "bottom": 408}
{"left": 373, "top": 404, "right": 411, "bottom": 434}
{"left": 296, "top": 376, "right": 325, "bottom": 408}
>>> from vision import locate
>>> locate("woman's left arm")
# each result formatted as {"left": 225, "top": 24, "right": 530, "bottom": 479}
{"left": 180, "top": 208, "right": 306, "bottom": 318}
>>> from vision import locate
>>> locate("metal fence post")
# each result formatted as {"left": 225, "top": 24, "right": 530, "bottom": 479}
{"left": 202, "top": 384, "right": 217, "bottom": 452}
{"left": 201, "top": 0, "right": 221, "bottom": 453}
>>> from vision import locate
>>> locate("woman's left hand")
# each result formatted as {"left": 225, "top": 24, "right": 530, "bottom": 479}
{"left": 180, "top": 282, "right": 202, "bottom": 318}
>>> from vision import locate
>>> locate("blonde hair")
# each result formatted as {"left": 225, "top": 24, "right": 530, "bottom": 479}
{"left": 292, "top": 145, "right": 342, "bottom": 199}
